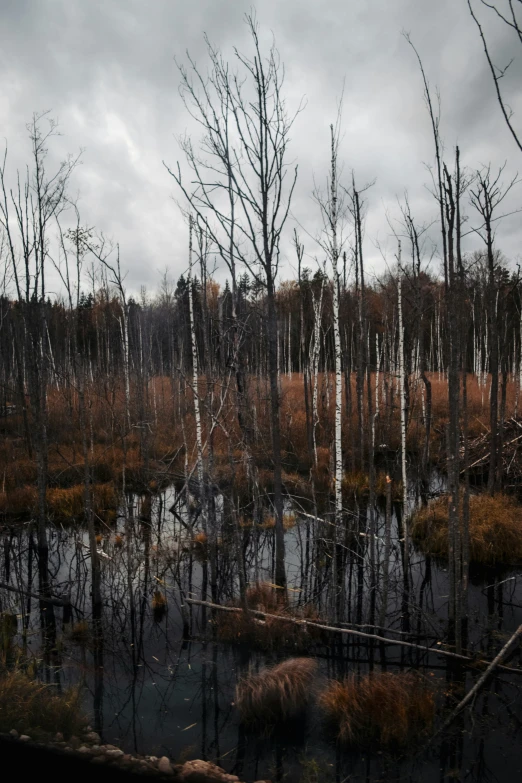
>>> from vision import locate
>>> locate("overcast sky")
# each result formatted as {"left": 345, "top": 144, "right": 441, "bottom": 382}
{"left": 1, "top": 0, "right": 521, "bottom": 297}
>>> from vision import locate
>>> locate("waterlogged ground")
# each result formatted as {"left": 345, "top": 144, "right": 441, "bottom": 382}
{"left": 2, "top": 477, "right": 522, "bottom": 781}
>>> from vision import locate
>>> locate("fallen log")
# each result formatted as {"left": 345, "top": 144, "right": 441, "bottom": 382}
{"left": 184, "top": 597, "right": 522, "bottom": 673}
{"left": 0, "top": 581, "right": 72, "bottom": 608}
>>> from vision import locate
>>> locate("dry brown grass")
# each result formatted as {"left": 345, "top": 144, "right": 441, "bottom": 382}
{"left": 66, "top": 620, "right": 91, "bottom": 647}
{"left": 2, "top": 372, "right": 518, "bottom": 527}
{"left": 235, "top": 657, "right": 318, "bottom": 726}
{"left": 216, "top": 585, "right": 326, "bottom": 650}
{"left": 342, "top": 471, "right": 402, "bottom": 500}
{"left": 0, "top": 669, "right": 86, "bottom": 738}
{"left": 0, "top": 482, "right": 118, "bottom": 522}
{"left": 0, "top": 486, "right": 37, "bottom": 518}
{"left": 411, "top": 492, "right": 522, "bottom": 564}
{"left": 191, "top": 531, "right": 208, "bottom": 560}
{"left": 245, "top": 582, "right": 280, "bottom": 612}
{"left": 152, "top": 590, "right": 167, "bottom": 622}
{"left": 258, "top": 512, "right": 297, "bottom": 530}
{"left": 319, "top": 672, "right": 435, "bottom": 748}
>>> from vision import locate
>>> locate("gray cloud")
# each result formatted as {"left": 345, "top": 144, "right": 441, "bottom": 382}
{"left": 1, "top": 0, "right": 520, "bottom": 295}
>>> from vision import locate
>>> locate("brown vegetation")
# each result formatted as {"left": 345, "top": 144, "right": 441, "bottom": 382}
{"left": 411, "top": 493, "right": 522, "bottom": 564}
{"left": 191, "top": 531, "right": 208, "bottom": 560}
{"left": 0, "top": 669, "right": 86, "bottom": 738}
{"left": 152, "top": 590, "right": 167, "bottom": 622}
{"left": 342, "top": 471, "right": 402, "bottom": 501}
{"left": 318, "top": 672, "right": 435, "bottom": 748}
{"left": 66, "top": 620, "right": 91, "bottom": 647}
{"left": 0, "top": 481, "right": 118, "bottom": 522}
{"left": 215, "top": 584, "right": 326, "bottom": 650}
{"left": 235, "top": 657, "right": 318, "bottom": 726}
{"left": 245, "top": 582, "right": 280, "bottom": 612}
{"left": 1, "top": 373, "right": 516, "bottom": 527}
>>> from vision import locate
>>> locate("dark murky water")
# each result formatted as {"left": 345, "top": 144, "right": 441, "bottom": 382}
{"left": 2, "top": 475, "right": 522, "bottom": 781}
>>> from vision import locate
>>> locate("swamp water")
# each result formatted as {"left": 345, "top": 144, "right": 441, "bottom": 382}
{"left": 1, "top": 474, "right": 522, "bottom": 781}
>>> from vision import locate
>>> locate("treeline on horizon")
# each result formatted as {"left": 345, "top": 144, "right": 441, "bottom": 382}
{"left": 0, "top": 250, "right": 520, "bottom": 400}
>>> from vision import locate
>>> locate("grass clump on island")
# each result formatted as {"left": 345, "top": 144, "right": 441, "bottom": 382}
{"left": 0, "top": 668, "right": 86, "bottom": 739}
{"left": 0, "top": 482, "right": 118, "bottom": 523}
{"left": 215, "top": 581, "right": 327, "bottom": 651}
{"left": 411, "top": 493, "right": 522, "bottom": 564}
{"left": 318, "top": 672, "right": 435, "bottom": 748}
{"left": 235, "top": 657, "right": 318, "bottom": 727}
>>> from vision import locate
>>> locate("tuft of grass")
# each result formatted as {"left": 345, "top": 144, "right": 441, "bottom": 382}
{"left": 411, "top": 493, "right": 522, "bottom": 564}
{"left": 0, "top": 482, "right": 119, "bottom": 523}
{"left": 191, "top": 531, "right": 208, "bottom": 560}
{"left": 258, "top": 513, "right": 297, "bottom": 530}
{"left": 246, "top": 582, "right": 279, "bottom": 613}
{"left": 235, "top": 657, "right": 318, "bottom": 726}
{"left": 342, "top": 471, "right": 402, "bottom": 501}
{"left": 0, "top": 486, "right": 37, "bottom": 518}
{"left": 319, "top": 672, "right": 435, "bottom": 748}
{"left": 152, "top": 590, "right": 167, "bottom": 622}
{"left": 0, "top": 669, "right": 86, "bottom": 738}
{"left": 66, "top": 620, "right": 91, "bottom": 647}
{"left": 216, "top": 589, "right": 326, "bottom": 651}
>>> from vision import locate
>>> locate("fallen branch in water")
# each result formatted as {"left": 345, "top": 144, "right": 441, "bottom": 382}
{"left": 0, "top": 581, "right": 73, "bottom": 609}
{"left": 184, "top": 597, "right": 522, "bottom": 673}
{"left": 434, "top": 623, "right": 522, "bottom": 738}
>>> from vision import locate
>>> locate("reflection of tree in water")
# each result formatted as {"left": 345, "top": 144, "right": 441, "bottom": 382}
{"left": 1, "top": 480, "right": 522, "bottom": 780}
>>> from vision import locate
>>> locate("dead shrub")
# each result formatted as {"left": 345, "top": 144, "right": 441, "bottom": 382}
{"left": 235, "top": 657, "right": 318, "bottom": 726}
{"left": 411, "top": 493, "right": 522, "bottom": 564}
{"left": 319, "top": 672, "right": 435, "bottom": 748}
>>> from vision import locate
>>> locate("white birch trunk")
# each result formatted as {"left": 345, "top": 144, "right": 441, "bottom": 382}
{"left": 332, "top": 272, "right": 343, "bottom": 531}
{"left": 398, "top": 275, "right": 409, "bottom": 560}
{"left": 188, "top": 217, "right": 205, "bottom": 525}
{"left": 311, "top": 281, "right": 324, "bottom": 466}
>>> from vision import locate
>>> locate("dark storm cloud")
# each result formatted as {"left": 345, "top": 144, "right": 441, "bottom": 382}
{"left": 0, "top": 0, "right": 520, "bottom": 295}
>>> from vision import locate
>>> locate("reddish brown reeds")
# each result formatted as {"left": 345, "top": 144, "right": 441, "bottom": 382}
{"left": 258, "top": 512, "right": 297, "bottom": 530}
{"left": 0, "top": 668, "right": 86, "bottom": 738}
{"left": 152, "top": 590, "right": 167, "bottom": 622}
{"left": 216, "top": 588, "right": 326, "bottom": 651}
{"left": 411, "top": 493, "right": 522, "bottom": 564}
{"left": 192, "top": 531, "right": 208, "bottom": 560}
{"left": 235, "top": 657, "right": 318, "bottom": 726}
{"left": 319, "top": 672, "right": 435, "bottom": 748}
{"left": 246, "top": 581, "right": 280, "bottom": 612}
{"left": 342, "top": 471, "right": 403, "bottom": 501}
{"left": 0, "top": 482, "right": 118, "bottom": 522}
{"left": 0, "top": 486, "right": 37, "bottom": 518}
{"left": 66, "top": 620, "right": 91, "bottom": 647}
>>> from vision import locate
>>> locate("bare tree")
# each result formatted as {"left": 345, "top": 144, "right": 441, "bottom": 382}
{"left": 469, "top": 164, "right": 520, "bottom": 491}
{"left": 166, "top": 14, "right": 302, "bottom": 588}
{"left": 467, "top": 0, "right": 522, "bottom": 154}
